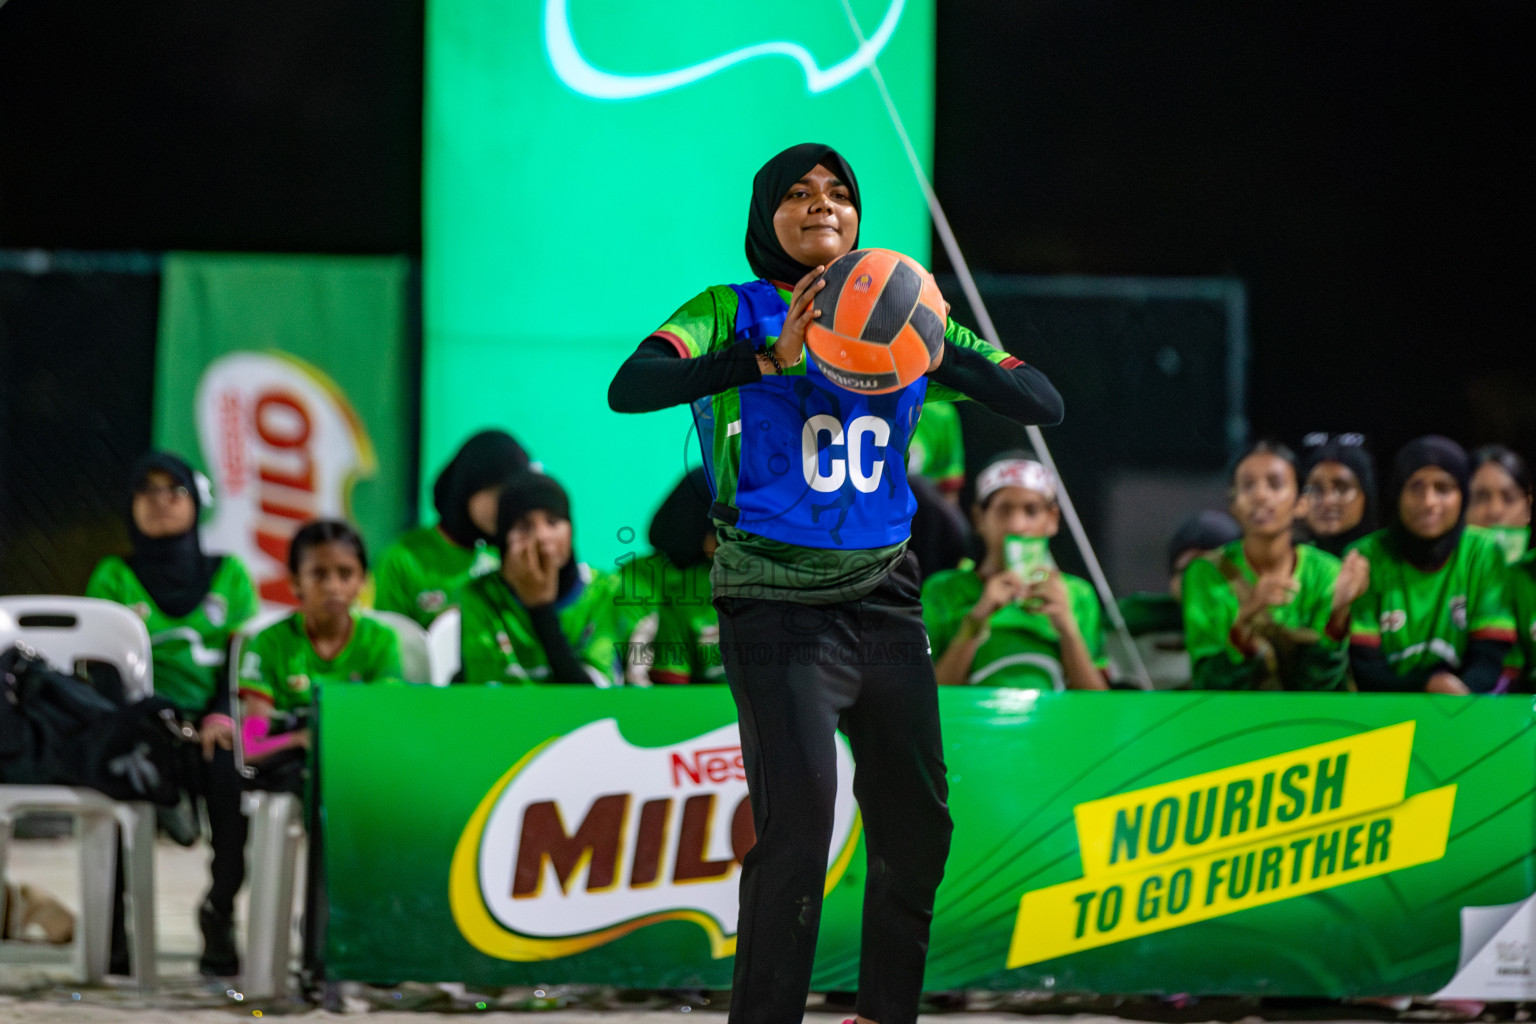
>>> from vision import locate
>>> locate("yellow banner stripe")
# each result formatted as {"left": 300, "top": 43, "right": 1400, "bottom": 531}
{"left": 1074, "top": 721, "right": 1415, "bottom": 879}
{"left": 1010, "top": 783, "right": 1455, "bottom": 968}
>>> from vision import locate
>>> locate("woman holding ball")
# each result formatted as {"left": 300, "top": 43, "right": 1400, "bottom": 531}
{"left": 610, "top": 142, "right": 1062, "bottom": 1024}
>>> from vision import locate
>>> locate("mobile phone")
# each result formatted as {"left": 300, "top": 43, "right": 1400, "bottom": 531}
{"left": 1003, "top": 535, "right": 1053, "bottom": 585}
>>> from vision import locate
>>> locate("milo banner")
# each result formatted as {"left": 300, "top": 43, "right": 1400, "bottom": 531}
{"left": 154, "top": 253, "right": 412, "bottom": 607}
{"left": 321, "top": 688, "right": 1536, "bottom": 997}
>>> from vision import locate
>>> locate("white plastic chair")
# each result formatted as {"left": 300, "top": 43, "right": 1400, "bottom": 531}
{"left": 363, "top": 609, "right": 431, "bottom": 684}
{"left": 228, "top": 606, "right": 429, "bottom": 1000}
{"left": 225, "top": 617, "right": 300, "bottom": 999}
{"left": 426, "top": 606, "right": 461, "bottom": 686}
{"left": 0, "top": 596, "right": 158, "bottom": 991}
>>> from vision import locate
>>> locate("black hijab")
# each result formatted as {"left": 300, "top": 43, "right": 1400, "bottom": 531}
{"left": 494, "top": 469, "right": 579, "bottom": 601}
{"left": 1300, "top": 436, "right": 1379, "bottom": 556}
{"left": 745, "top": 143, "right": 861, "bottom": 285}
{"left": 1387, "top": 435, "right": 1470, "bottom": 571}
{"left": 126, "top": 451, "right": 220, "bottom": 618}
{"left": 649, "top": 468, "right": 714, "bottom": 569}
{"left": 433, "top": 430, "right": 531, "bottom": 548}
{"left": 1166, "top": 510, "right": 1243, "bottom": 574}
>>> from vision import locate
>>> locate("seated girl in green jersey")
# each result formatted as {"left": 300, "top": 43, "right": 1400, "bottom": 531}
{"left": 1182, "top": 441, "right": 1368, "bottom": 691}
{"left": 459, "top": 470, "right": 621, "bottom": 686}
{"left": 373, "top": 430, "right": 531, "bottom": 627}
{"left": 85, "top": 450, "right": 257, "bottom": 977}
{"left": 626, "top": 468, "right": 722, "bottom": 685}
{"left": 1467, "top": 444, "right": 1531, "bottom": 564}
{"left": 1349, "top": 436, "right": 1516, "bottom": 694}
{"left": 238, "top": 520, "right": 403, "bottom": 762}
{"left": 923, "top": 452, "right": 1109, "bottom": 690}
{"left": 1298, "top": 432, "right": 1379, "bottom": 558}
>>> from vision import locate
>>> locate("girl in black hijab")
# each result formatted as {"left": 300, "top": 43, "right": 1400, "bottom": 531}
{"left": 374, "top": 429, "right": 531, "bottom": 627}
{"left": 121, "top": 452, "right": 220, "bottom": 615}
{"left": 457, "top": 469, "right": 622, "bottom": 685}
{"left": 1346, "top": 436, "right": 1516, "bottom": 694}
{"left": 85, "top": 450, "right": 258, "bottom": 714}
{"left": 1298, "top": 433, "right": 1379, "bottom": 557}
{"left": 610, "top": 143, "right": 1064, "bottom": 1024}
{"left": 85, "top": 450, "right": 258, "bottom": 976}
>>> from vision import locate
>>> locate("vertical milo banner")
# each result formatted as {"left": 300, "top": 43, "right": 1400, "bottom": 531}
{"left": 424, "top": 0, "right": 934, "bottom": 570}
{"left": 154, "top": 254, "right": 412, "bottom": 607}
{"left": 322, "top": 688, "right": 1536, "bottom": 997}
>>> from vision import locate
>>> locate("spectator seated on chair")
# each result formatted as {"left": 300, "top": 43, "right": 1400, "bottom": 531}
{"left": 237, "top": 520, "right": 403, "bottom": 767}
{"left": 1182, "top": 441, "right": 1365, "bottom": 691}
{"left": 1349, "top": 436, "right": 1515, "bottom": 694}
{"left": 1467, "top": 443, "right": 1532, "bottom": 564}
{"left": 923, "top": 452, "right": 1109, "bottom": 690}
{"left": 84, "top": 450, "right": 256, "bottom": 977}
{"left": 459, "top": 470, "right": 620, "bottom": 686}
{"left": 373, "top": 430, "right": 531, "bottom": 628}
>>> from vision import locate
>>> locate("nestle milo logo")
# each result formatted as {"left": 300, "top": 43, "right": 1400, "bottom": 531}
{"left": 449, "top": 719, "right": 860, "bottom": 961}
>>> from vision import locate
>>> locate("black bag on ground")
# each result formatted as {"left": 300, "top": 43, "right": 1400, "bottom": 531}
{"left": 0, "top": 643, "right": 197, "bottom": 804}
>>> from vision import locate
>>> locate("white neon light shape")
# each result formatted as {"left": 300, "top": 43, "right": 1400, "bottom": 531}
{"left": 543, "top": 0, "right": 906, "bottom": 100}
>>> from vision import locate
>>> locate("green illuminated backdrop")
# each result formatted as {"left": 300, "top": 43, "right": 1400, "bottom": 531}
{"left": 425, "top": 0, "right": 934, "bottom": 568}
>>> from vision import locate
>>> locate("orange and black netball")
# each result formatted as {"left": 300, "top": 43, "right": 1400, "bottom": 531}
{"left": 805, "top": 248, "right": 946, "bottom": 395}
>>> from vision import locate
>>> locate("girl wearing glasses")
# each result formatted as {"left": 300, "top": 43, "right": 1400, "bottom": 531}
{"left": 85, "top": 451, "right": 257, "bottom": 976}
{"left": 1298, "top": 433, "right": 1378, "bottom": 558}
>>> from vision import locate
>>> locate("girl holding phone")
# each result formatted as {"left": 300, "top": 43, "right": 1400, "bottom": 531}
{"left": 923, "top": 452, "right": 1108, "bottom": 690}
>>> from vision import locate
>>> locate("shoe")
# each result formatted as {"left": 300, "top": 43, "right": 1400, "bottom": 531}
{"left": 198, "top": 900, "right": 240, "bottom": 977}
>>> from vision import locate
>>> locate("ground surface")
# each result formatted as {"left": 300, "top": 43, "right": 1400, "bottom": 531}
{"left": 0, "top": 835, "right": 1473, "bottom": 1023}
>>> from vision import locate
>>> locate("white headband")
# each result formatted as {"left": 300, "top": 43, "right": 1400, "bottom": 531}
{"left": 977, "top": 459, "right": 1056, "bottom": 505}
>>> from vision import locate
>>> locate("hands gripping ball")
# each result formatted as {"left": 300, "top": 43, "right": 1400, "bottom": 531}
{"left": 805, "top": 248, "right": 947, "bottom": 394}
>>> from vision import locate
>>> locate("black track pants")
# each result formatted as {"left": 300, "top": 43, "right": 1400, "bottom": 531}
{"left": 718, "top": 553, "right": 953, "bottom": 1024}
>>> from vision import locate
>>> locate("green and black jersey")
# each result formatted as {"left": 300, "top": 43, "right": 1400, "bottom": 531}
{"left": 374, "top": 525, "right": 499, "bottom": 628}
{"left": 1181, "top": 541, "right": 1347, "bottom": 691}
{"left": 1347, "top": 526, "right": 1517, "bottom": 685}
{"left": 921, "top": 567, "right": 1107, "bottom": 689}
{"left": 86, "top": 554, "right": 258, "bottom": 714}
{"left": 237, "top": 612, "right": 403, "bottom": 713}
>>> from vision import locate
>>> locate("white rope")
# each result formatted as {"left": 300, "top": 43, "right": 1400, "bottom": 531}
{"left": 838, "top": 0, "right": 1153, "bottom": 688}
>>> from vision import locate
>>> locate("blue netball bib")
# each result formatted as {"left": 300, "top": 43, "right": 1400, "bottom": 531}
{"left": 691, "top": 279, "right": 927, "bottom": 550}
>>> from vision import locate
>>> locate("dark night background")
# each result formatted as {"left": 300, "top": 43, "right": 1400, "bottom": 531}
{"left": 1, "top": 0, "right": 1530, "bottom": 587}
